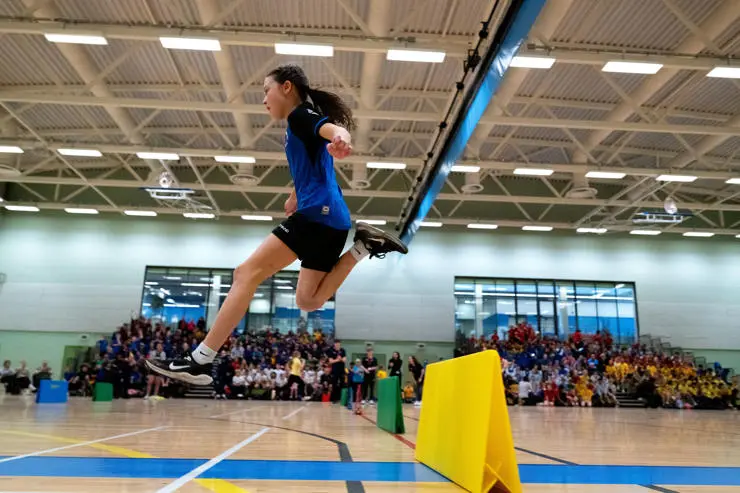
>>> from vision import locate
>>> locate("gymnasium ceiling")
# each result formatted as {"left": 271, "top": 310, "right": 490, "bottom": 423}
{"left": 0, "top": 0, "right": 739, "bottom": 238}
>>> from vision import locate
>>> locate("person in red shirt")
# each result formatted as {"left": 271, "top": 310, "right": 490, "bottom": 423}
{"left": 571, "top": 329, "right": 583, "bottom": 345}
{"left": 544, "top": 379, "right": 558, "bottom": 406}
{"left": 604, "top": 330, "right": 613, "bottom": 348}
{"left": 524, "top": 323, "right": 536, "bottom": 343}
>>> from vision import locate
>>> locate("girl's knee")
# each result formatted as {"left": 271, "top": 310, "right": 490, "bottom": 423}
{"left": 234, "top": 261, "right": 271, "bottom": 287}
{"left": 295, "top": 294, "right": 321, "bottom": 312}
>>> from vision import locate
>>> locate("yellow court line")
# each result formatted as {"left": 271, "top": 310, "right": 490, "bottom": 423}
{"left": 0, "top": 430, "right": 248, "bottom": 493}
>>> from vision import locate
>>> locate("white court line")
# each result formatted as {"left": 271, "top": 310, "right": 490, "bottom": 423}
{"left": 0, "top": 426, "right": 168, "bottom": 464}
{"left": 209, "top": 407, "right": 261, "bottom": 418}
{"left": 156, "top": 427, "right": 271, "bottom": 493}
{"left": 281, "top": 405, "right": 307, "bottom": 420}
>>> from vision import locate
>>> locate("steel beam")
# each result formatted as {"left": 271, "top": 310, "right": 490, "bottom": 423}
{"left": 3, "top": 200, "right": 740, "bottom": 237}
{"left": 6, "top": 140, "right": 740, "bottom": 180}
{"left": 0, "top": 19, "right": 471, "bottom": 56}
{"left": 1, "top": 93, "right": 737, "bottom": 136}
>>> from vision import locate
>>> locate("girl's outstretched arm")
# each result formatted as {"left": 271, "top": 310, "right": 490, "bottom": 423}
{"left": 319, "top": 123, "right": 352, "bottom": 159}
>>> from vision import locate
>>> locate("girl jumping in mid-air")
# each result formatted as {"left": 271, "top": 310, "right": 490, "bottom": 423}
{"left": 147, "top": 64, "right": 408, "bottom": 384}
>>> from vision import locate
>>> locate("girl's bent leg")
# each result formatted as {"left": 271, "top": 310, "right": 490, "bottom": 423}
{"left": 295, "top": 252, "right": 358, "bottom": 312}
{"left": 146, "top": 234, "right": 297, "bottom": 385}
{"left": 202, "top": 234, "right": 298, "bottom": 351}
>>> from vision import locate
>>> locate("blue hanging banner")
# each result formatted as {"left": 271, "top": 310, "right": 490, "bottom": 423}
{"left": 400, "top": 0, "right": 548, "bottom": 244}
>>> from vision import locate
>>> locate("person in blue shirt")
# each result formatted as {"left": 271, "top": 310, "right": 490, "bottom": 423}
{"left": 97, "top": 337, "right": 108, "bottom": 357}
{"left": 349, "top": 359, "right": 365, "bottom": 412}
{"left": 148, "top": 65, "right": 408, "bottom": 385}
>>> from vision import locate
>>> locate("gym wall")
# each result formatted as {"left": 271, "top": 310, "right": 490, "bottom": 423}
{"left": 1, "top": 214, "right": 739, "bottom": 374}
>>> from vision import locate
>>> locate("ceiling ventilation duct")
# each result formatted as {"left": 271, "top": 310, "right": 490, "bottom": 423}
{"left": 350, "top": 163, "right": 371, "bottom": 190}
{"left": 0, "top": 155, "right": 20, "bottom": 177}
{"left": 566, "top": 173, "right": 597, "bottom": 199}
{"left": 461, "top": 171, "right": 484, "bottom": 193}
{"left": 230, "top": 162, "right": 259, "bottom": 186}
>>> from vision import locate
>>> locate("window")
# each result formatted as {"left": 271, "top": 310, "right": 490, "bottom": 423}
{"left": 455, "top": 277, "right": 638, "bottom": 345}
{"left": 616, "top": 284, "right": 637, "bottom": 343}
{"left": 595, "top": 282, "right": 618, "bottom": 336}
{"left": 454, "top": 281, "right": 476, "bottom": 338}
{"left": 537, "top": 281, "right": 556, "bottom": 337}
{"left": 140, "top": 267, "right": 336, "bottom": 335}
{"left": 555, "top": 281, "right": 576, "bottom": 338}
{"left": 575, "top": 282, "right": 598, "bottom": 335}
{"left": 514, "top": 280, "right": 538, "bottom": 332}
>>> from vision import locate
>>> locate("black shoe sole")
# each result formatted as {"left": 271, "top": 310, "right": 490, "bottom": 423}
{"left": 355, "top": 223, "right": 409, "bottom": 255}
{"left": 145, "top": 360, "right": 213, "bottom": 385}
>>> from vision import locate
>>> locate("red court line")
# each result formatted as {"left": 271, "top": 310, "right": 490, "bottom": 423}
{"left": 359, "top": 414, "right": 416, "bottom": 450}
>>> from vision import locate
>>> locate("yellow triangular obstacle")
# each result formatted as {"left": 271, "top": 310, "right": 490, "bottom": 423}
{"left": 415, "top": 350, "right": 521, "bottom": 493}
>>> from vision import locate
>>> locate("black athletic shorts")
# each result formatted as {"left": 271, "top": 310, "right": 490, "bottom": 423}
{"left": 287, "top": 374, "right": 304, "bottom": 387}
{"left": 272, "top": 212, "right": 349, "bottom": 273}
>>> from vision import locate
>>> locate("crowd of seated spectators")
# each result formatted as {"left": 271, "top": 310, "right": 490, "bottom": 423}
{"left": 6, "top": 316, "right": 735, "bottom": 411}
{"left": 1, "top": 360, "right": 53, "bottom": 395}
{"left": 75, "top": 317, "right": 337, "bottom": 400}
{"left": 458, "top": 323, "right": 738, "bottom": 410}
{"left": 607, "top": 355, "right": 736, "bottom": 410}
{"left": 47, "top": 317, "right": 423, "bottom": 405}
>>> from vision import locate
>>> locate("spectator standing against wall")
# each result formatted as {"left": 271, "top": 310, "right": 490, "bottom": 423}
{"left": 326, "top": 340, "right": 346, "bottom": 402}
{"left": 361, "top": 349, "right": 378, "bottom": 404}
{"left": 408, "top": 356, "right": 424, "bottom": 407}
{"left": 388, "top": 352, "right": 402, "bottom": 381}
{"left": 214, "top": 349, "right": 233, "bottom": 400}
{"left": 112, "top": 353, "right": 132, "bottom": 398}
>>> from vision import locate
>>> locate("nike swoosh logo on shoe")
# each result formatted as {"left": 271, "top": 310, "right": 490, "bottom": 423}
{"left": 169, "top": 363, "right": 190, "bottom": 370}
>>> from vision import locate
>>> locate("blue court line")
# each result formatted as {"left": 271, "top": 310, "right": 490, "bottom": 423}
{"left": 519, "top": 464, "right": 740, "bottom": 486}
{"left": 1, "top": 457, "right": 740, "bottom": 485}
{"left": 0, "top": 457, "right": 444, "bottom": 482}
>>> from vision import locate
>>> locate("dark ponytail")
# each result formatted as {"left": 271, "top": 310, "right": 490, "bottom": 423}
{"left": 267, "top": 64, "right": 355, "bottom": 131}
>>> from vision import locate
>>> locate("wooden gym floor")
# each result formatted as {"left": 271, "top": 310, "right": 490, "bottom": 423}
{"left": 1, "top": 395, "right": 739, "bottom": 492}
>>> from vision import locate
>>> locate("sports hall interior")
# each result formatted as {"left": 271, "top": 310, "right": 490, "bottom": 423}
{"left": 0, "top": 0, "right": 739, "bottom": 492}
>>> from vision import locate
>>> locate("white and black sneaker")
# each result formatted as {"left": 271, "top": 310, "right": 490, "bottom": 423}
{"left": 354, "top": 223, "right": 408, "bottom": 259}
{"left": 146, "top": 354, "right": 213, "bottom": 385}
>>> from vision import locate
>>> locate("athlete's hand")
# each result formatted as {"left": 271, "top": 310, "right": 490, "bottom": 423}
{"left": 285, "top": 194, "right": 297, "bottom": 217}
{"left": 327, "top": 135, "right": 352, "bottom": 159}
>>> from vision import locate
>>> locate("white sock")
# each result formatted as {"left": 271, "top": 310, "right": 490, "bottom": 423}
{"left": 192, "top": 343, "right": 217, "bottom": 364}
{"left": 350, "top": 240, "right": 369, "bottom": 261}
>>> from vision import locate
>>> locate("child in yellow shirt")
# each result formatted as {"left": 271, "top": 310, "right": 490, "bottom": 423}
{"left": 403, "top": 383, "right": 414, "bottom": 403}
{"left": 575, "top": 378, "right": 593, "bottom": 407}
